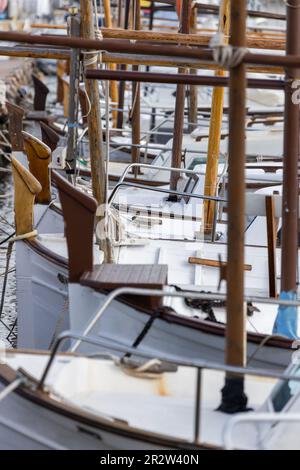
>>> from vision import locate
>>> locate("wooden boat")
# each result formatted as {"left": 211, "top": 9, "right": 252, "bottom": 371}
{"left": 1, "top": 0, "right": 300, "bottom": 452}
{"left": 9, "top": 154, "right": 294, "bottom": 369}
{"left": 0, "top": 333, "right": 300, "bottom": 449}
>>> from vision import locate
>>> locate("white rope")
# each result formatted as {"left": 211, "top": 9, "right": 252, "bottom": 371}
{"left": 210, "top": 33, "right": 248, "bottom": 69}
{"left": 82, "top": 34, "right": 103, "bottom": 67}
{"left": 81, "top": 86, "right": 92, "bottom": 119}
{"left": 114, "top": 357, "right": 165, "bottom": 380}
{"left": 10, "top": 230, "right": 37, "bottom": 243}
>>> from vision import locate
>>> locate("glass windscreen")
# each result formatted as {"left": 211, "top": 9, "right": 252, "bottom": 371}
{"left": 271, "top": 365, "right": 300, "bottom": 412}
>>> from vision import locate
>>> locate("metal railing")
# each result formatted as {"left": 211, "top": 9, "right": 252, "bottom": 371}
{"left": 69, "top": 287, "right": 300, "bottom": 354}
{"left": 223, "top": 413, "right": 300, "bottom": 450}
{"left": 109, "top": 164, "right": 227, "bottom": 208}
{"left": 118, "top": 163, "right": 200, "bottom": 185}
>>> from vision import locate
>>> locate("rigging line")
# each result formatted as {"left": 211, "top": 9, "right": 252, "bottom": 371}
{"left": 105, "top": 72, "right": 110, "bottom": 231}
{"left": 0, "top": 241, "right": 13, "bottom": 321}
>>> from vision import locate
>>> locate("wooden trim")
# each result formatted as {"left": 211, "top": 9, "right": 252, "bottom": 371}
{"left": 188, "top": 257, "right": 252, "bottom": 271}
{"left": 6, "top": 101, "right": 25, "bottom": 151}
{"left": 32, "top": 74, "right": 49, "bottom": 112}
{"left": 52, "top": 171, "right": 97, "bottom": 282}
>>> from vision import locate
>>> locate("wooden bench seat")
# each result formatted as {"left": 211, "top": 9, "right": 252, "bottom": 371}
{"left": 81, "top": 264, "right": 168, "bottom": 310}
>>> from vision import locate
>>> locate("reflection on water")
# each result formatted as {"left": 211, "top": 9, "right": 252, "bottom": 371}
{"left": 0, "top": 171, "right": 16, "bottom": 347}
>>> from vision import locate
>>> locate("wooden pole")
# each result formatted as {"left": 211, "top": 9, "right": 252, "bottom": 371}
{"left": 57, "top": 60, "right": 66, "bottom": 104}
{"left": 0, "top": 45, "right": 284, "bottom": 74}
{"left": 117, "top": 0, "right": 131, "bottom": 129}
{"left": 169, "top": 0, "right": 192, "bottom": 194}
{"left": 95, "top": 27, "right": 287, "bottom": 51}
{"left": 86, "top": 68, "right": 283, "bottom": 90}
{"left": 187, "top": 4, "right": 198, "bottom": 133}
{"left": 80, "top": 0, "right": 112, "bottom": 262}
{"left": 219, "top": 0, "right": 248, "bottom": 414}
{"left": 0, "top": 31, "right": 295, "bottom": 67}
{"left": 103, "top": 0, "right": 119, "bottom": 127}
{"left": 280, "top": 0, "right": 300, "bottom": 293}
{"left": 203, "top": 0, "right": 231, "bottom": 236}
{"left": 66, "top": 8, "right": 81, "bottom": 177}
{"left": 131, "top": 0, "right": 141, "bottom": 177}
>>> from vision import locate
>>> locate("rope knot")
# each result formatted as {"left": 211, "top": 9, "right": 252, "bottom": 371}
{"left": 210, "top": 33, "right": 248, "bottom": 69}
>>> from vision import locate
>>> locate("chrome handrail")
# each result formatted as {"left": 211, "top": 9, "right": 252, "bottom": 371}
{"left": 39, "top": 330, "right": 300, "bottom": 387}
{"left": 108, "top": 181, "right": 227, "bottom": 207}
{"left": 118, "top": 163, "right": 201, "bottom": 185}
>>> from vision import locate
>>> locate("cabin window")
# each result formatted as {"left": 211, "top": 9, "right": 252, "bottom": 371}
{"left": 188, "top": 157, "right": 225, "bottom": 172}
{"left": 188, "top": 158, "right": 206, "bottom": 171}
{"left": 271, "top": 365, "right": 300, "bottom": 412}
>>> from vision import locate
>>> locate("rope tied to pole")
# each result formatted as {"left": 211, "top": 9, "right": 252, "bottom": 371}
{"left": 210, "top": 33, "right": 248, "bottom": 69}
{"left": 9, "top": 230, "right": 37, "bottom": 243}
{"left": 82, "top": 28, "right": 104, "bottom": 68}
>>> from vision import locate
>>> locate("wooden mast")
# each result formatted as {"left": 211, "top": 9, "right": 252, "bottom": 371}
{"left": 131, "top": 0, "right": 141, "bottom": 177}
{"left": 280, "top": 0, "right": 300, "bottom": 294}
{"left": 170, "top": 0, "right": 192, "bottom": 194}
{"left": 203, "top": 0, "right": 231, "bottom": 236}
{"left": 117, "top": 0, "right": 131, "bottom": 130}
{"left": 271, "top": 0, "right": 300, "bottom": 339}
{"left": 219, "top": 0, "right": 248, "bottom": 413}
{"left": 80, "top": 0, "right": 112, "bottom": 262}
{"left": 66, "top": 7, "right": 81, "bottom": 178}
{"left": 187, "top": 5, "right": 198, "bottom": 133}
{"left": 103, "top": 0, "right": 119, "bottom": 127}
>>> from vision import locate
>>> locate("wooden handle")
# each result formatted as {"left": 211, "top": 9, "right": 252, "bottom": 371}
{"left": 188, "top": 257, "right": 252, "bottom": 272}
